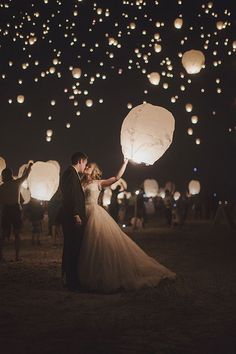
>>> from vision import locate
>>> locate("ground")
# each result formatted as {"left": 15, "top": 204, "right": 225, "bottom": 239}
{"left": 0, "top": 219, "right": 236, "bottom": 354}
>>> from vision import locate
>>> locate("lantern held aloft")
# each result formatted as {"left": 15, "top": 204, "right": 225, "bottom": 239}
{"left": 120, "top": 103, "right": 175, "bottom": 165}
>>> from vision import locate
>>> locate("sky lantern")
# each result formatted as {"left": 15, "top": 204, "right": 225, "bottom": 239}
{"left": 47, "top": 160, "right": 60, "bottom": 172}
{"left": 46, "top": 129, "right": 53, "bottom": 137}
{"left": 17, "top": 95, "right": 25, "bottom": 103}
{"left": 148, "top": 72, "right": 160, "bottom": 85}
{"left": 111, "top": 178, "right": 127, "bottom": 192}
{"left": 174, "top": 18, "right": 183, "bottom": 29}
{"left": 28, "top": 161, "right": 60, "bottom": 201}
{"left": 216, "top": 21, "right": 224, "bottom": 30}
{"left": 120, "top": 103, "right": 175, "bottom": 165}
{"left": 72, "top": 67, "right": 82, "bottom": 79}
{"left": 182, "top": 49, "right": 205, "bottom": 74}
{"left": 144, "top": 179, "right": 159, "bottom": 197}
{"left": 0, "top": 157, "right": 6, "bottom": 183}
{"left": 20, "top": 186, "right": 31, "bottom": 204}
{"left": 86, "top": 99, "right": 93, "bottom": 107}
{"left": 154, "top": 43, "right": 162, "bottom": 53}
{"left": 102, "top": 187, "right": 112, "bottom": 206}
{"left": 191, "top": 115, "right": 198, "bottom": 124}
{"left": 173, "top": 191, "right": 181, "bottom": 201}
{"left": 185, "top": 103, "right": 193, "bottom": 112}
{"left": 18, "top": 163, "right": 29, "bottom": 188}
{"left": 188, "top": 180, "right": 201, "bottom": 195}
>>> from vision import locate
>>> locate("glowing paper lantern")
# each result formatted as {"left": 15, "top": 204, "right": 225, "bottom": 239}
{"left": 158, "top": 188, "right": 165, "bottom": 199}
{"left": 0, "top": 157, "right": 6, "bottom": 183}
{"left": 102, "top": 187, "right": 112, "bottom": 206}
{"left": 173, "top": 191, "right": 181, "bottom": 201}
{"left": 117, "top": 191, "right": 131, "bottom": 200}
{"left": 188, "top": 180, "right": 201, "bottom": 195}
{"left": 18, "top": 163, "right": 29, "bottom": 189}
{"left": 17, "top": 95, "right": 25, "bottom": 103}
{"left": 216, "top": 21, "right": 224, "bottom": 30}
{"left": 185, "top": 103, "right": 193, "bottom": 112}
{"left": 28, "top": 161, "right": 60, "bottom": 201}
{"left": 120, "top": 103, "right": 175, "bottom": 165}
{"left": 111, "top": 178, "right": 127, "bottom": 192}
{"left": 47, "top": 160, "right": 60, "bottom": 172}
{"left": 46, "top": 129, "right": 53, "bottom": 137}
{"left": 154, "top": 43, "right": 162, "bottom": 53}
{"left": 86, "top": 99, "right": 93, "bottom": 107}
{"left": 191, "top": 115, "right": 198, "bottom": 124}
{"left": 72, "top": 68, "right": 82, "bottom": 79}
{"left": 182, "top": 50, "right": 205, "bottom": 74}
{"left": 148, "top": 72, "right": 160, "bottom": 85}
{"left": 174, "top": 18, "right": 183, "bottom": 29}
{"left": 20, "top": 186, "right": 31, "bottom": 204}
{"left": 144, "top": 179, "right": 159, "bottom": 197}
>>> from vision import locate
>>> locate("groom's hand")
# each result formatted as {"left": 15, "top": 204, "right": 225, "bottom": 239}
{"left": 74, "top": 214, "right": 82, "bottom": 225}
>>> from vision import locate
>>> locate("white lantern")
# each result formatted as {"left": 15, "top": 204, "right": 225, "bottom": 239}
{"left": 144, "top": 179, "right": 159, "bottom": 197}
{"left": 158, "top": 188, "right": 165, "bottom": 199}
{"left": 120, "top": 103, "right": 175, "bottom": 165}
{"left": 174, "top": 18, "right": 183, "bottom": 29}
{"left": 102, "top": 187, "right": 112, "bottom": 206}
{"left": 216, "top": 21, "right": 224, "bottom": 30}
{"left": 148, "top": 72, "right": 160, "bottom": 85}
{"left": 72, "top": 68, "right": 82, "bottom": 79}
{"left": 173, "top": 191, "right": 181, "bottom": 201}
{"left": 18, "top": 163, "right": 29, "bottom": 188}
{"left": 17, "top": 95, "right": 25, "bottom": 103}
{"left": 46, "top": 129, "right": 53, "bottom": 137}
{"left": 182, "top": 50, "right": 205, "bottom": 74}
{"left": 191, "top": 115, "right": 198, "bottom": 124}
{"left": 20, "top": 186, "right": 31, "bottom": 204}
{"left": 47, "top": 160, "right": 60, "bottom": 172}
{"left": 185, "top": 103, "right": 193, "bottom": 112}
{"left": 188, "top": 180, "right": 201, "bottom": 195}
{"left": 28, "top": 161, "right": 60, "bottom": 201}
{"left": 111, "top": 178, "right": 127, "bottom": 192}
{"left": 117, "top": 191, "right": 131, "bottom": 200}
{"left": 86, "top": 99, "right": 93, "bottom": 107}
{"left": 154, "top": 43, "right": 162, "bottom": 53}
{"left": 0, "top": 156, "right": 6, "bottom": 183}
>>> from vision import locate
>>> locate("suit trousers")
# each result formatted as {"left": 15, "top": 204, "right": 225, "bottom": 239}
{"left": 62, "top": 219, "right": 84, "bottom": 290}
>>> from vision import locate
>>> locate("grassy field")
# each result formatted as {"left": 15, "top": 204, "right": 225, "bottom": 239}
{"left": 0, "top": 220, "right": 236, "bottom": 354}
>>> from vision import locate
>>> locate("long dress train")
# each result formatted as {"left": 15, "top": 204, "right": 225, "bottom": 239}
{"left": 78, "top": 181, "right": 176, "bottom": 293}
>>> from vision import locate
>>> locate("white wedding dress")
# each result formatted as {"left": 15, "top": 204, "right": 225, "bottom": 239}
{"left": 78, "top": 181, "right": 176, "bottom": 293}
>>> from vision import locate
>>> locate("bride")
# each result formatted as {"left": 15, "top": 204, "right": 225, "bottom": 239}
{"left": 78, "top": 159, "right": 176, "bottom": 293}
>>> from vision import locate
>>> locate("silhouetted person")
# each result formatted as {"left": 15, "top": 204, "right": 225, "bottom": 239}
{"left": 109, "top": 185, "right": 121, "bottom": 222}
{"left": 0, "top": 163, "right": 33, "bottom": 261}
{"left": 163, "top": 189, "right": 173, "bottom": 227}
{"left": 48, "top": 188, "right": 63, "bottom": 245}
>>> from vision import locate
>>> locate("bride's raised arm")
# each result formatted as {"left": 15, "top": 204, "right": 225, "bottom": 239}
{"left": 100, "top": 159, "right": 128, "bottom": 188}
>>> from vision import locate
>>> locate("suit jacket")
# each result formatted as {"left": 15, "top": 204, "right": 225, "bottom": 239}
{"left": 60, "top": 166, "right": 86, "bottom": 223}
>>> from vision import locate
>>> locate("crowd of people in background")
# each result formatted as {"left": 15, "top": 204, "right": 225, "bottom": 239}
{"left": 0, "top": 163, "right": 235, "bottom": 262}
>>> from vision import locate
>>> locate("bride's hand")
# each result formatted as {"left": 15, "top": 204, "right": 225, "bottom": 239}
{"left": 124, "top": 158, "right": 129, "bottom": 164}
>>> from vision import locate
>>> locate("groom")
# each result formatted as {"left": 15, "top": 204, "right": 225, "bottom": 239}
{"left": 60, "top": 151, "right": 88, "bottom": 291}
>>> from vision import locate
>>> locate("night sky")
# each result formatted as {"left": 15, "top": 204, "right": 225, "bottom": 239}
{"left": 0, "top": 0, "right": 235, "bottom": 198}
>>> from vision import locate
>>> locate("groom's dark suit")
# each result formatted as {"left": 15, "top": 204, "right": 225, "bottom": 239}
{"left": 60, "top": 166, "right": 86, "bottom": 290}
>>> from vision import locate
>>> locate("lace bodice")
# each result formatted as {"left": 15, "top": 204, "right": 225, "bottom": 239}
{"left": 84, "top": 181, "right": 101, "bottom": 205}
